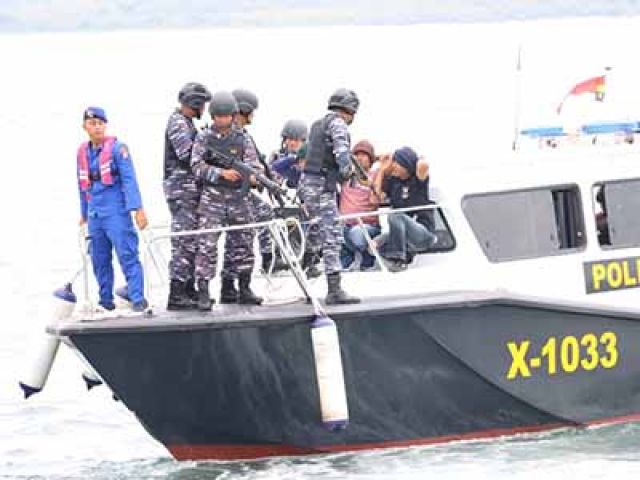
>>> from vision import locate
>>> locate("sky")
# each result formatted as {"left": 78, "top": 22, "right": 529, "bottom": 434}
{"left": 1, "top": 0, "right": 640, "bottom": 32}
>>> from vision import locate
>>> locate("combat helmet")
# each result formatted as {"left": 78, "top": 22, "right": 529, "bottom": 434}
{"left": 281, "top": 119, "right": 308, "bottom": 140}
{"left": 232, "top": 89, "right": 259, "bottom": 115}
{"left": 328, "top": 88, "right": 359, "bottom": 114}
{"left": 209, "top": 91, "right": 238, "bottom": 116}
{"left": 178, "top": 82, "right": 212, "bottom": 110}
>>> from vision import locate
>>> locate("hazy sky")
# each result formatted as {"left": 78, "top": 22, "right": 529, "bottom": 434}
{"left": 1, "top": 0, "right": 638, "bottom": 32}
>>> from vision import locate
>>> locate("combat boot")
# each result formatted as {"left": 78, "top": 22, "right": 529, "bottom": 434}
{"left": 167, "top": 279, "right": 196, "bottom": 311}
{"left": 302, "top": 252, "right": 322, "bottom": 279}
{"left": 184, "top": 278, "right": 199, "bottom": 302}
{"left": 261, "top": 252, "right": 274, "bottom": 273}
{"left": 325, "top": 272, "right": 360, "bottom": 305}
{"left": 262, "top": 252, "right": 289, "bottom": 274}
{"left": 238, "top": 272, "right": 263, "bottom": 305}
{"left": 220, "top": 276, "right": 239, "bottom": 304}
{"left": 197, "top": 279, "right": 213, "bottom": 311}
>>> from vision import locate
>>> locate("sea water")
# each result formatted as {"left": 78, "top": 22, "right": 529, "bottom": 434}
{"left": 2, "top": 16, "right": 640, "bottom": 479}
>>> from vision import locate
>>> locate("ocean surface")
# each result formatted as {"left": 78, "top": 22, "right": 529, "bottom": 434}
{"left": 2, "top": 14, "right": 640, "bottom": 479}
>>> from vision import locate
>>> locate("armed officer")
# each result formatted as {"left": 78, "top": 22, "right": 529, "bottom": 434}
{"left": 299, "top": 89, "right": 361, "bottom": 304}
{"left": 217, "top": 89, "right": 270, "bottom": 303}
{"left": 163, "top": 82, "right": 211, "bottom": 310}
{"left": 191, "top": 91, "right": 262, "bottom": 311}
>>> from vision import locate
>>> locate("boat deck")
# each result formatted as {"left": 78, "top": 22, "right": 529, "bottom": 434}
{"left": 50, "top": 289, "right": 640, "bottom": 336}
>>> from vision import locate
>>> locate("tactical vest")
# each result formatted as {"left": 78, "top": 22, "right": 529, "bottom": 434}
{"left": 305, "top": 114, "right": 337, "bottom": 175}
{"left": 77, "top": 136, "right": 116, "bottom": 192}
{"left": 205, "top": 127, "right": 245, "bottom": 189}
{"left": 164, "top": 112, "right": 197, "bottom": 180}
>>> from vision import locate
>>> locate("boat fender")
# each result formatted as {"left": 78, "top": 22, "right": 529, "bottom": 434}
{"left": 19, "top": 283, "right": 77, "bottom": 399}
{"left": 310, "top": 313, "right": 349, "bottom": 430}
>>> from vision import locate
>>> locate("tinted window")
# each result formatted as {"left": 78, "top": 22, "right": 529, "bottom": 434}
{"left": 593, "top": 179, "right": 640, "bottom": 249}
{"left": 462, "top": 185, "right": 586, "bottom": 262}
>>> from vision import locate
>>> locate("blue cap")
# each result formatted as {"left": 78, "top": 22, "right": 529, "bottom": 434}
{"left": 83, "top": 106, "right": 107, "bottom": 123}
{"left": 392, "top": 146, "right": 418, "bottom": 175}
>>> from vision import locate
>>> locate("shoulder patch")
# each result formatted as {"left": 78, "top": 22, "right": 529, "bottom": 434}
{"left": 119, "top": 145, "right": 130, "bottom": 159}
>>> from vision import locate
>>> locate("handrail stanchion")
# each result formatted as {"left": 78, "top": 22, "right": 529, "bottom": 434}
{"left": 78, "top": 227, "right": 92, "bottom": 315}
{"left": 355, "top": 217, "right": 389, "bottom": 273}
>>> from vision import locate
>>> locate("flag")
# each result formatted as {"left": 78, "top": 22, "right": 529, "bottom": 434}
{"left": 556, "top": 74, "right": 606, "bottom": 114}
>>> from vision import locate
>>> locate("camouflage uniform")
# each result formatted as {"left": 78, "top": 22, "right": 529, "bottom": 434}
{"left": 191, "top": 125, "right": 258, "bottom": 282}
{"left": 222, "top": 130, "right": 274, "bottom": 278}
{"left": 163, "top": 110, "right": 200, "bottom": 283}
{"left": 299, "top": 112, "right": 352, "bottom": 275}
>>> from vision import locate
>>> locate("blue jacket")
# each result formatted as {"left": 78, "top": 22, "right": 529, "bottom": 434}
{"left": 78, "top": 139, "right": 143, "bottom": 219}
{"left": 271, "top": 151, "right": 302, "bottom": 188}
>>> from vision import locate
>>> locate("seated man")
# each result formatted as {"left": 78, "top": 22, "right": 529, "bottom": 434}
{"left": 339, "top": 140, "right": 381, "bottom": 270}
{"left": 373, "top": 146, "right": 437, "bottom": 272}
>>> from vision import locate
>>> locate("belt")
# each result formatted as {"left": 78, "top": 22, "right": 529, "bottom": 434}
{"left": 89, "top": 172, "right": 118, "bottom": 181}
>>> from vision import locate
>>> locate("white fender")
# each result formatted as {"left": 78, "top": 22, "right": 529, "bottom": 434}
{"left": 19, "top": 283, "right": 76, "bottom": 399}
{"left": 310, "top": 313, "right": 349, "bottom": 430}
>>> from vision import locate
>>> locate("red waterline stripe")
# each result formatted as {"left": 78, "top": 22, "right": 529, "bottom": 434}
{"left": 169, "top": 422, "right": 568, "bottom": 461}
{"left": 587, "top": 412, "right": 640, "bottom": 427}
{"left": 169, "top": 413, "right": 640, "bottom": 461}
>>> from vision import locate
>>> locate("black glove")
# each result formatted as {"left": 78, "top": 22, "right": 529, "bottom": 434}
{"left": 339, "top": 164, "right": 355, "bottom": 182}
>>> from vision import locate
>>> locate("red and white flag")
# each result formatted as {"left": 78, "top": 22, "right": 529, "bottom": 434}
{"left": 556, "top": 74, "right": 607, "bottom": 114}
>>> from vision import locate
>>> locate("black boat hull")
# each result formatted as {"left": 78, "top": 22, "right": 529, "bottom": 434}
{"left": 60, "top": 293, "right": 640, "bottom": 460}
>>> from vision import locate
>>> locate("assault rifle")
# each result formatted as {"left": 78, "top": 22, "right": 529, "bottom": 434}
{"left": 205, "top": 144, "right": 291, "bottom": 209}
{"left": 349, "top": 154, "right": 370, "bottom": 185}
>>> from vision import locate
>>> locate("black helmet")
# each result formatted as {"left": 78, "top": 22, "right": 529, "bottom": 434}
{"left": 209, "top": 91, "right": 238, "bottom": 116}
{"left": 281, "top": 119, "right": 308, "bottom": 140}
{"left": 232, "top": 88, "right": 259, "bottom": 115}
{"left": 178, "top": 82, "right": 212, "bottom": 110}
{"left": 328, "top": 88, "right": 359, "bottom": 114}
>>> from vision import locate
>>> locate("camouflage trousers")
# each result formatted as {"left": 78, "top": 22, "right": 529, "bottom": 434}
{"left": 195, "top": 186, "right": 255, "bottom": 282}
{"left": 164, "top": 174, "right": 200, "bottom": 282}
{"left": 298, "top": 173, "right": 342, "bottom": 275}
{"left": 222, "top": 191, "right": 274, "bottom": 279}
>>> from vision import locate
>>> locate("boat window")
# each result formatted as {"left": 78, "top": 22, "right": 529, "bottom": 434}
{"left": 462, "top": 185, "right": 586, "bottom": 262}
{"left": 418, "top": 201, "right": 456, "bottom": 253}
{"left": 593, "top": 179, "right": 640, "bottom": 249}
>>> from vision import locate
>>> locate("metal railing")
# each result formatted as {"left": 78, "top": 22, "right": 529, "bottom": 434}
{"left": 75, "top": 202, "right": 446, "bottom": 314}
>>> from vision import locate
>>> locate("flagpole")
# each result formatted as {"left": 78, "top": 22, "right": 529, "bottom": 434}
{"left": 511, "top": 43, "right": 523, "bottom": 151}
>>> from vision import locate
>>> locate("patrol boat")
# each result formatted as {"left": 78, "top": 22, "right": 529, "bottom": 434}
{"left": 44, "top": 127, "right": 640, "bottom": 460}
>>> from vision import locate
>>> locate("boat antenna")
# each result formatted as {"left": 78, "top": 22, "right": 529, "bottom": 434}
{"left": 511, "top": 43, "right": 523, "bottom": 151}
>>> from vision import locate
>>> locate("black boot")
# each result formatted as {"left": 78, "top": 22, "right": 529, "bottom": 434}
{"left": 261, "top": 253, "right": 274, "bottom": 273}
{"left": 238, "top": 272, "right": 263, "bottom": 305}
{"left": 185, "top": 278, "right": 198, "bottom": 302}
{"left": 220, "top": 276, "right": 239, "bottom": 304}
{"left": 262, "top": 252, "right": 289, "bottom": 273}
{"left": 325, "top": 272, "right": 360, "bottom": 305}
{"left": 303, "top": 252, "right": 321, "bottom": 279}
{"left": 197, "top": 279, "right": 213, "bottom": 311}
{"left": 272, "top": 254, "right": 289, "bottom": 273}
{"left": 167, "top": 279, "right": 196, "bottom": 311}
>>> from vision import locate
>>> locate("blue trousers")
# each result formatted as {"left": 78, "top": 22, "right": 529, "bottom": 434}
{"left": 340, "top": 223, "right": 381, "bottom": 269}
{"left": 88, "top": 213, "right": 144, "bottom": 305}
{"left": 381, "top": 212, "right": 437, "bottom": 262}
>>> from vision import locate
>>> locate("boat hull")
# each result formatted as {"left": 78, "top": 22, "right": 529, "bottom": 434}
{"left": 59, "top": 293, "right": 640, "bottom": 460}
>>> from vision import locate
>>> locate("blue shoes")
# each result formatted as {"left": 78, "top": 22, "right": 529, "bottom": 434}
{"left": 132, "top": 299, "right": 149, "bottom": 312}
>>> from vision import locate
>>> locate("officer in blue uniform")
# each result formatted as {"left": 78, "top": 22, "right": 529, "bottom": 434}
{"left": 77, "top": 107, "right": 148, "bottom": 311}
